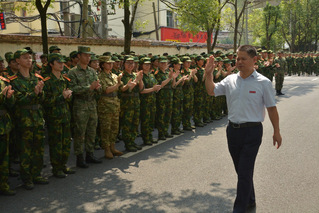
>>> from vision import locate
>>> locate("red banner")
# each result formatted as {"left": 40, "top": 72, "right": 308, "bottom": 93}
{"left": 0, "top": 13, "right": 6, "bottom": 30}
{"left": 161, "top": 27, "right": 212, "bottom": 43}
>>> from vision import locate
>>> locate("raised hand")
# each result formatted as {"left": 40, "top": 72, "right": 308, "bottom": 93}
{"left": 1, "top": 86, "right": 9, "bottom": 96}
{"left": 127, "top": 79, "right": 137, "bottom": 90}
{"left": 63, "top": 88, "right": 72, "bottom": 99}
{"left": 205, "top": 55, "right": 216, "bottom": 75}
{"left": 136, "top": 71, "right": 143, "bottom": 82}
{"left": 117, "top": 73, "right": 123, "bottom": 85}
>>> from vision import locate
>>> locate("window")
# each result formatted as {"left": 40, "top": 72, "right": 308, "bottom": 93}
{"left": 167, "top": 10, "right": 174, "bottom": 28}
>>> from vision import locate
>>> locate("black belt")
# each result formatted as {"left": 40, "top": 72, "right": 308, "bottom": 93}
{"left": 229, "top": 121, "right": 261, "bottom": 128}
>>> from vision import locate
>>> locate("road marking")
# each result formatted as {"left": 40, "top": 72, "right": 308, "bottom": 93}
{"left": 288, "top": 86, "right": 299, "bottom": 90}
{"left": 311, "top": 78, "right": 317, "bottom": 81}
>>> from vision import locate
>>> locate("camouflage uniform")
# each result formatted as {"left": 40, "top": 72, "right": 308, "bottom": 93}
{"left": 296, "top": 56, "right": 303, "bottom": 76}
{"left": 193, "top": 65, "right": 206, "bottom": 126}
{"left": 171, "top": 71, "right": 183, "bottom": 134}
{"left": 10, "top": 72, "right": 46, "bottom": 185}
{"left": 68, "top": 64, "right": 99, "bottom": 156}
{"left": 140, "top": 71, "right": 157, "bottom": 144}
{"left": 274, "top": 57, "right": 287, "bottom": 93}
{"left": 120, "top": 71, "right": 141, "bottom": 150}
{"left": 0, "top": 76, "right": 15, "bottom": 194}
{"left": 98, "top": 71, "right": 121, "bottom": 148}
{"left": 181, "top": 68, "right": 194, "bottom": 130}
{"left": 155, "top": 69, "right": 173, "bottom": 138}
{"left": 43, "top": 72, "right": 72, "bottom": 175}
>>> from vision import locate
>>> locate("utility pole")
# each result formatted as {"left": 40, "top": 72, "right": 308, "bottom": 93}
{"left": 101, "top": 0, "right": 108, "bottom": 39}
{"left": 62, "top": 2, "right": 70, "bottom": 36}
{"left": 245, "top": 5, "right": 248, "bottom": 44}
{"left": 82, "top": 0, "right": 88, "bottom": 38}
{"left": 152, "top": 2, "right": 159, "bottom": 40}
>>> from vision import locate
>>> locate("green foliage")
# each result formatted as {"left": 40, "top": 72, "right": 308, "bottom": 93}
{"left": 174, "top": 0, "right": 220, "bottom": 34}
{"left": 13, "top": 0, "right": 55, "bottom": 13}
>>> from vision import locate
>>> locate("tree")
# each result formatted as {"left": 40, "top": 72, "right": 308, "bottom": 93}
{"left": 35, "top": 0, "right": 52, "bottom": 54}
{"left": 121, "top": 0, "right": 141, "bottom": 54}
{"left": 165, "top": 0, "right": 228, "bottom": 53}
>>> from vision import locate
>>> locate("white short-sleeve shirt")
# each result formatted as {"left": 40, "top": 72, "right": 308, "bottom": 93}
{"left": 214, "top": 71, "right": 276, "bottom": 123}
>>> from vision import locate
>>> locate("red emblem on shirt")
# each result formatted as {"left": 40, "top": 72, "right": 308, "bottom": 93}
{"left": 249, "top": 91, "right": 256, "bottom": 93}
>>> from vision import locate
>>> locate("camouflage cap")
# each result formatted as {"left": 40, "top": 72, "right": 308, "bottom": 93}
{"left": 257, "top": 48, "right": 262, "bottom": 53}
{"left": 215, "top": 50, "right": 223, "bottom": 54}
{"left": 5, "top": 52, "right": 14, "bottom": 62}
{"left": 78, "top": 46, "right": 94, "bottom": 54}
{"left": 49, "top": 45, "right": 61, "bottom": 53}
{"left": 159, "top": 56, "right": 168, "bottom": 63}
{"left": 14, "top": 49, "right": 33, "bottom": 59}
{"left": 267, "top": 50, "right": 273, "bottom": 54}
{"left": 124, "top": 55, "right": 134, "bottom": 61}
{"left": 99, "top": 56, "right": 114, "bottom": 63}
{"left": 40, "top": 54, "right": 48, "bottom": 59}
{"left": 261, "top": 50, "right": 268, "bottom": 53}
{"left": 90, "top": 54, "right": 99, "bottom": 61}
{"left": 103, "top": 51, "right": 112, "bottom": 56}
{"left": 111, "top": 56, "right": 120, "bottom": 62}
{"left": 139, "top": 57, "right": 151, "bottom": 64}
{"left": 215, "top": 57, "right": 223, "bottom": 62}
{"left": 69, "top": 51, "right": 79, "bottom": 58}
{"left": 181, "top": 56, "right": 192, "bottom": 62}
{"left": 170, "top": 57, "right": 182, "bottom": 65}
{"left": 133, "top": 56, "right": 139, "bottom": 62}
{"left": 151, "top": 55, "right": 159, "bottom": 62}
{"left": 195, "top": 55, "right": 205, "bottom": 61}
{"left": 130, "top": 51, "right": 136, "bottom": 55}
{"left": 223, "top": 58, "right": 232, "bottom": 64}
{"left": 65, "top": 56, "right": 70, "bottom": 62}
{"left": 48, "top": 53, "right": 66, "bottom": 63}
{"left": 226, "top": 52, "right": 233, "bottom": 56}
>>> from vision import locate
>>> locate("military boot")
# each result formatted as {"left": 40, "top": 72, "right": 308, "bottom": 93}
{"left": 86, "top": 152, "right": 102, "bottom": 164}
{"left": 104, "top": 145, "right": 114, "bottom": 159}
{"left": 110, "top": 143, "right": 123, "bottom": 156}
{"left": 76, "top": 154, "right": 89, "bottom": 168}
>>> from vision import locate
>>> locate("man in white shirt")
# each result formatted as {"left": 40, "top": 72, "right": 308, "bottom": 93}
{"left": 205, "top": 45, "right": 282, "bottom": 213}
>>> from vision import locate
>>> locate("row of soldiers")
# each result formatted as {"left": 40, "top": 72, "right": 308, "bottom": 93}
{"left": 0, "top": 45, "right": 315, "bottom": 196}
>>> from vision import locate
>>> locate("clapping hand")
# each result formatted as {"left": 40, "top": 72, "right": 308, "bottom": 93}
{"left": 127, "top": 79, "right": 137, "bottom": 90}
{"left": 1, "top": 85, "right": 14, "bottom": 98}
{"left": 62, "top": 88, "right": 72, "bottom": 99}
{"left": 153, "top": 84, "right": 161, "bottom": 92}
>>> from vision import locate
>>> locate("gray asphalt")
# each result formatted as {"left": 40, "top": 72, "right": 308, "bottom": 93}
{"left": 1, "top": 75, "right": 319, "bottom": 213}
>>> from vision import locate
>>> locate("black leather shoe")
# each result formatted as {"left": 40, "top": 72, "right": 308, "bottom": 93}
{"left": 86, "top": 153, "right": 102, "bottom": 164}
{"left": 158, "top": 136, "right": 166, "bottom": 140}
{"left": 183, "top": 126, "right": 192, "bottom": 131}
{"left": 126, "top": 145, "right": 137, "bottom": 152}
{"left": 63, "top": 167, "right": 76, "bottom": 174}
{"left": 133, "top": 143, "right": 142, "bottom": 150}
{"left": 77, "top": 154, "right": 89, "bottom": 168}
{"left": 0, "top": 189, "right": 16, "bottom": 196}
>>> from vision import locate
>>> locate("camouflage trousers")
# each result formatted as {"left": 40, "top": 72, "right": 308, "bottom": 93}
{"left": 0, "top": 134, "right": 10, "bottom": 191}
{"left": 171, "top": 96, "right": 183, "bottom": 131}
{"left": 120, "top": 106, "right": 140, "bottom": 145}
{"left": 99, "top": 111, "right": 119, "bottom": 148}
{"left": 47, "top": 121, "right": 71, "bottom": 174}
{"left": 204, "top": 94, "right": 213, "bottom": 121}
{"left": 73, "top": 106, "right": 98, "bottom": 156}
{"left": 140, "top": 97, "right": 155, "bottom": 143}
{"left": 275, "top": 73, "right": 285, "bottom": 90}
{"left": 19, "top": 126, "right": 44, "bottom": 183}
{"left": 156, "top": 96, "right": 173, "bottom": 137}
{"left": 193, "top": 90, "right": 206, "bottom": 124}
{"left": 182, "top": 89, "right": 194, "bottom": 128}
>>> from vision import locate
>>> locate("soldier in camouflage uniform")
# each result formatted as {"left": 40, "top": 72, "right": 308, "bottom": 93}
{"left": 139, "top": 57, "right": 161, "bottom": 145}
{"left": 0, "top": 75, "right": 16, "bottom": 195}
{"left": 120, "top": 56, "right": 144, "bottom": 152}
{"left": 181, "top": 56, "right": 197, "bottom": 131}
{"left": 296, "top": 53, "right": 303, "bottom": 76}
{"left": 68, "top": 46, "right": 102, "bottom": 168}
{"left": 171, "top": 58, "right": 187, "bottom": 135}
{"left": 193, "top": 55, "right": 206, "bottom": 127}
{"left": 274, "top": 51, "right": 288, "bottom": 96}
{"left": 11, "top": 49, "right": 48, "bottom": 190}
{"left": 155, "top": 56, "right": 176, "bottom": 140}
{"left": 43, "top": 54, "right": 75, "bottom": 178}
{"left": 97, "top": 56, "right": 124, "bottom": 158}
{"left": 111, "top": 56, "right": 121, "bottom": 76}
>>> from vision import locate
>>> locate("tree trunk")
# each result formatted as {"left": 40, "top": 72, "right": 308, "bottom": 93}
{"left": 82, "top": 0, "right": 88, "bottom": 38}
{"left": 123, "top": 0, "right": 131, "bottom": 54}
{"left": 212, "top": 19, "right": 220, "bottom": 51}
{"left": 35, "top": 0, "right": 51, "bottom": 54}
{"left": 206, "top": 28, "right": 212, "bottom": 53}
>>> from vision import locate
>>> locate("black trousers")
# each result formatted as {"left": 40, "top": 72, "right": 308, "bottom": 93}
{"left": 226, "top": 123, "right": 263, "bottom": 213}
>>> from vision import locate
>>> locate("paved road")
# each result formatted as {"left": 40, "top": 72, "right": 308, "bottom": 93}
{"left": 1, "top": 76, "right": 319, "bottom": 213}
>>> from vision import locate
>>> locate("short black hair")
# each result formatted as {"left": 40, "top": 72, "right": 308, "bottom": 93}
{"left": 237, "top": 45, "right": 257, "bottom": 58}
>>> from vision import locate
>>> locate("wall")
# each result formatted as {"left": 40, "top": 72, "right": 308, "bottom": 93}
{"left": 0, "top": 35, "right": 218, "bottom": 61}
